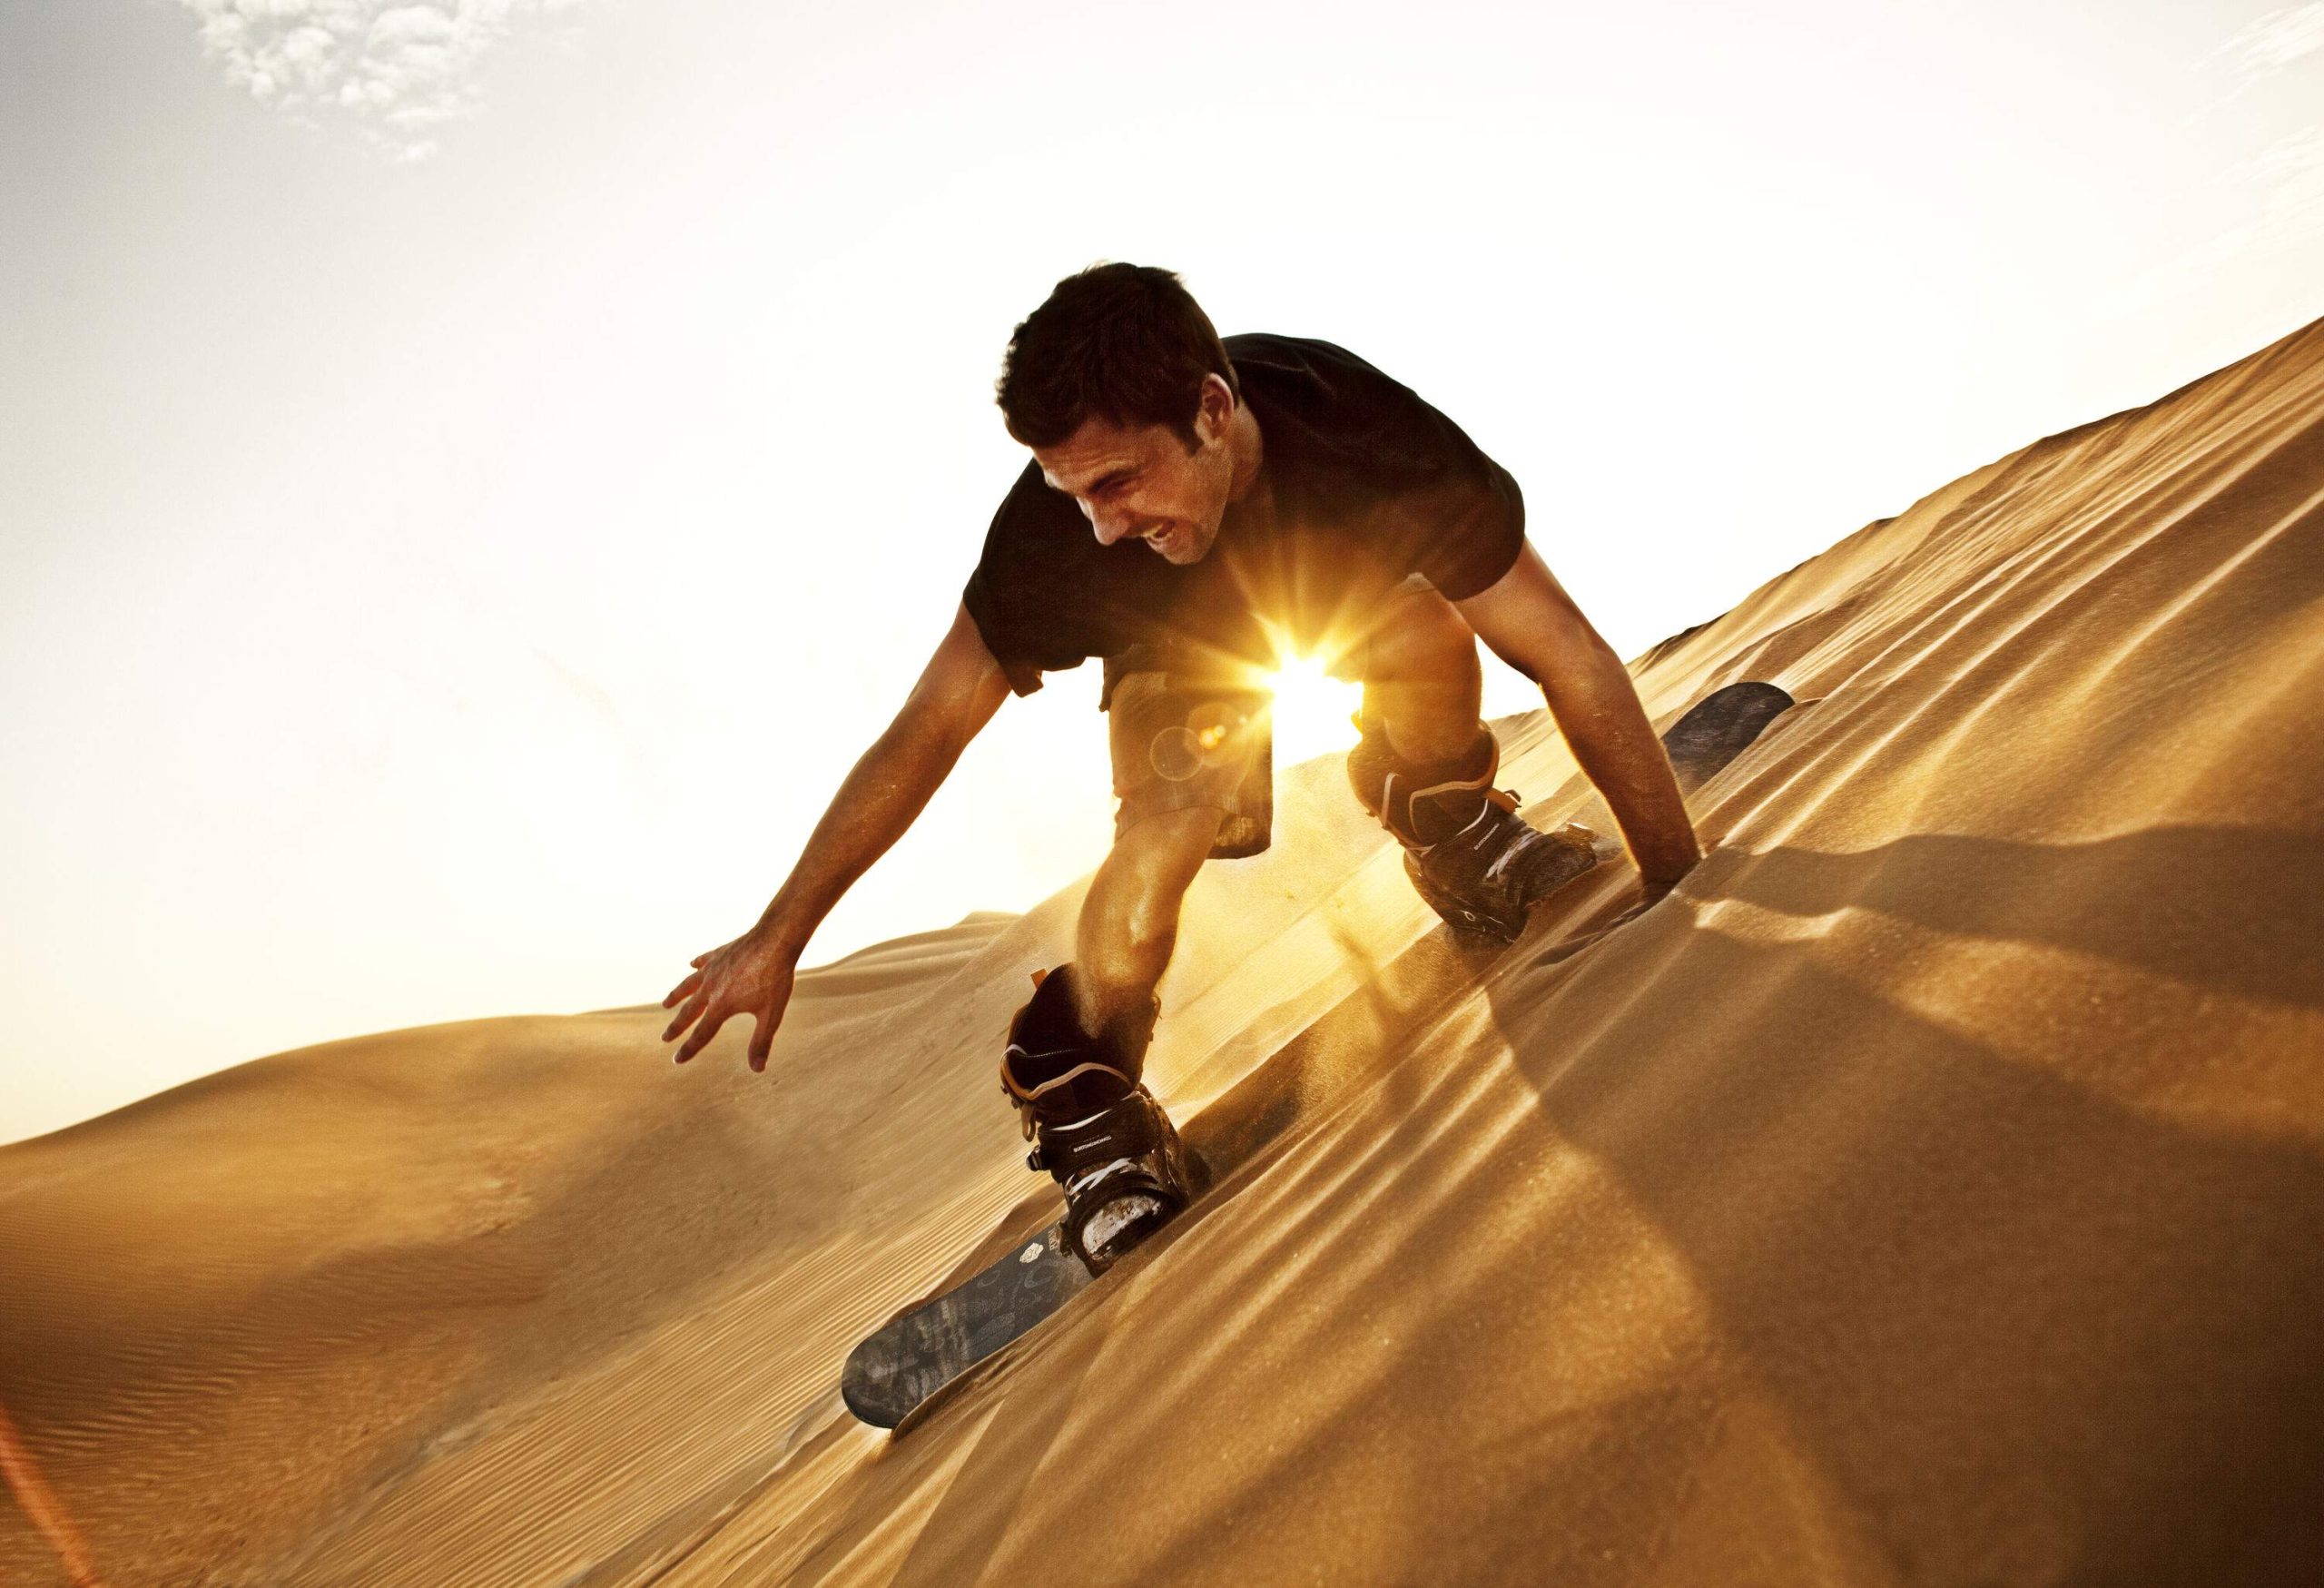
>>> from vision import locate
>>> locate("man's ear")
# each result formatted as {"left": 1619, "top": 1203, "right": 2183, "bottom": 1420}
{"left": 1194, "top": 372, "right": 1236, "bottom": 445}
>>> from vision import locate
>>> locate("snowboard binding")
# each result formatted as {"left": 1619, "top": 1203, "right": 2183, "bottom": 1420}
{"left": 1002, "top": 965, "right": 1193, "bottom": 1274}
{"left": 1349, "top": 725, "right": 1600, "bottom": 942}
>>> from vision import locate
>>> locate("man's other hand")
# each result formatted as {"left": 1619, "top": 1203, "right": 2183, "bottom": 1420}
{"left": 1606, "top": 859, "right": 1699, "bottom": 932}
{"left": 1638, "top": 857, "right": 1697, "bottom": 905}
{"left": 661, "top": 926, "right": 800, "bottom": 1072}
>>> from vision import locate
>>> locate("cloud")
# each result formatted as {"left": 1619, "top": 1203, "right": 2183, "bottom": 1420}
{"left": 2216, "top": 4, "right": 2324, "bottom": 80}
{"left": 174, "top": 0, "right": 585, "bottom": 161}
{"left": 2239, "top": 123, "right": 2324, "bottom": 242}
{"left": 2098, "top": 129, "right": 2324, "bottom": 319}
{"left": 2101, "top": 5, "right": 2324, "bottom": 316}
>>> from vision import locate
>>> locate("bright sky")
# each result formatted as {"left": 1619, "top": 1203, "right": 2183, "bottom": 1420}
{"left": 5, "top": 0, "right": 2320, "bottom": 1141}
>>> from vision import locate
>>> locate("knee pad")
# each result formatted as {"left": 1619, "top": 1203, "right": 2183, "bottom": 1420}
{"left": 1345, "top": 725, "right": 1397, "bottom": 821}
{"left": 1347, "top": 726, "right": 1500, "bottom": 848}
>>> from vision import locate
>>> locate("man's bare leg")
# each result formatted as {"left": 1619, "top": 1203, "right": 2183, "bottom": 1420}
{"left": 1071, "top": 805, "right": 1226, "bottom": 1050}
{"left": 1002, "top": 804, "right": 1221, "bottom": 1271}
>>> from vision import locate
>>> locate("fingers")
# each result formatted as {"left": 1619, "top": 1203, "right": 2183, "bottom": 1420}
{"left": 672, "top": 1007, "right": 732, "bottom": 1065}
{"left": 662, "top": 991, "right": 708, "bottom": 1046}
{"left": 746, "top": 1014, "right": 774, "bottom": 1074}
{"left": 662, "top": 969, "right": 704, "bottom": 1009}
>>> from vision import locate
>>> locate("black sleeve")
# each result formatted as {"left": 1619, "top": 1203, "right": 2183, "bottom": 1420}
{"left": 1413, "top": 456, "right": 1526, "bottom": 601}
{"left": 1258, "top": 337, "right": 1526, "bottom": 601}
{"left": 960, "top": 595, "right": 1049, "bottom": 696}
{"left": 1357, "top": 365, "right": 1524, "bottom": 595}
{"left": 1346, "top": 373, "right": 1527, "bottom": 600}
{"left": 961, "top": 462, "right": 1096, "bottom": 697}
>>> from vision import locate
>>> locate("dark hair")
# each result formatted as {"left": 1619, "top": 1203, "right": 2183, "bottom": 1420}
{"left": 996, "top": 262, "right": 1240, "bottom": 450}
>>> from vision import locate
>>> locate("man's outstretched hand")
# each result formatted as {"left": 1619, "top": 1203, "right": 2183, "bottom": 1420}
{"left": 662, "top": 926, "right": 799, "bottom": 1072}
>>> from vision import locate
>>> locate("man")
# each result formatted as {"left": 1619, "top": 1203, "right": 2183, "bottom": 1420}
{"left": 662, "top": 264, "right": 1700, "bottom": 1273}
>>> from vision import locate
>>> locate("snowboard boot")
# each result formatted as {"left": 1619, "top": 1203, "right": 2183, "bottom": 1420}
{"left": 1000, "top": 964, "right": 1194, "bottom": 1275}
{"left": 1348, "top": 723, "right": 1600, "bottom": 942}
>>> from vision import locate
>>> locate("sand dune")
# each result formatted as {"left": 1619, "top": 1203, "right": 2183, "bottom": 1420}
{"left": 5, "top": 320, "right": 2322, "bottom": 1586}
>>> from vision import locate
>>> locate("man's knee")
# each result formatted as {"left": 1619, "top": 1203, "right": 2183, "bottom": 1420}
{"left": 1359, "top": 585, "right": 1478, "bottom": 684}
{"left": 1080, "top": 807, "right": 1220, "bottom": 980}
{"left": 1354, "top": 585, "right": 1484, "bottom": 768}
{"left": 1113, "top": 804, "right": 1228, "bottom": 871}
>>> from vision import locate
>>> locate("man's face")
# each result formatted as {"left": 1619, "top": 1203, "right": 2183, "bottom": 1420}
{"left": 1030, "top": 376, "right": 1239, "bottom": 566}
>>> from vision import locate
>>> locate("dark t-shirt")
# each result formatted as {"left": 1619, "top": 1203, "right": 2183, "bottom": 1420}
{"left": 962, "top": 333, "right": 1525, "bottom": 698}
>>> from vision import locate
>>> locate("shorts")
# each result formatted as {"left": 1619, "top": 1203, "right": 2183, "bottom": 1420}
{"left": 1107, "top": 667, "right": 1275, "bottom": 860}
{"left": 1100, "top": 577, "right": 1449, "bottom": 861}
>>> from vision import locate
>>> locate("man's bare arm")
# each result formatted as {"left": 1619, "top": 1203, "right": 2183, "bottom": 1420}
{"left": 1454, "top": 541, "right": 1702, "bottom": 893}
{"left": 661, "top": 602, "right": 1014, "bottom": 1069}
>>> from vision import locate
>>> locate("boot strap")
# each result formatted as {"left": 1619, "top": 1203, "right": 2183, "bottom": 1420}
{"left": 1026, "top": 1092, "right": 1167, "bottom": 1177}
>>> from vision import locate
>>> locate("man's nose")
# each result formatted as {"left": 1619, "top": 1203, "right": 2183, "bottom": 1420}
{"left": 1083, "top": 498, "right": 1135, "bottom": 546}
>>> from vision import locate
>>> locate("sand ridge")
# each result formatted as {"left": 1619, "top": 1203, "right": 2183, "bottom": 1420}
{"left": 5, "top": 319, "right": 2322, "bottom": 1585}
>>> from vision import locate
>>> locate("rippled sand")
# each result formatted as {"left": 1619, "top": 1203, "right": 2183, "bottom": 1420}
{"left": 5, "top": 320, "right": 2321, "bottom": 1586}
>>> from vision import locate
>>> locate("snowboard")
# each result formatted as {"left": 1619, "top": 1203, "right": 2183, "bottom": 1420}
{"left": 839, "top": 679, "right": 1796, "bottom": 1431}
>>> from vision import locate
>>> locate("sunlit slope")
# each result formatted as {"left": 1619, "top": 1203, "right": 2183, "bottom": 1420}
{"left": 5, "top": 316, "right": 2322, "bottom": 1586}
{"left": 655, "top": 320, "right": 2324, "bottom": 1588}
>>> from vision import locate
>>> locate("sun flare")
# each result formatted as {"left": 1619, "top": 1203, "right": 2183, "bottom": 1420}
{"left": 1263, "top": 653, "right": 1366, "bottom": 766}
